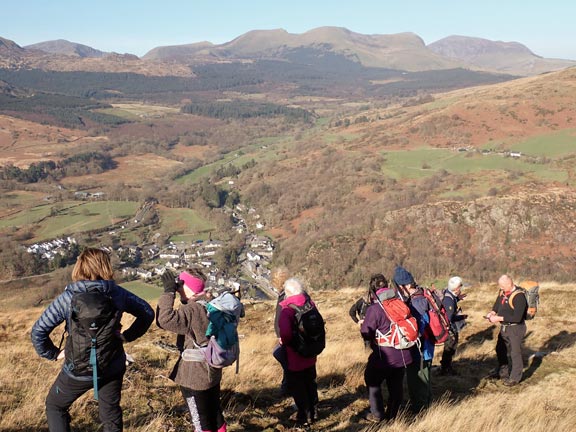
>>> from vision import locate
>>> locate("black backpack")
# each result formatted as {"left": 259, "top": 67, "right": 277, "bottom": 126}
{"left": 289, "top": 299, "right": 326, "bottom": 358}
{"left": 64, "top": 289, "right": 122, "bottom": 400}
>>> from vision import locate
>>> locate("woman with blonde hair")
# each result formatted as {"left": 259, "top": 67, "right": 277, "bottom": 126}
{"left": 31, "top": 247, "right": 154, "bottom": 432}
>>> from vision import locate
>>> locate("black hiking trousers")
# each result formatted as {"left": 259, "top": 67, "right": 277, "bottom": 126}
{"left": 286, "top": 366, "right": 318, "bottom": 423}
{"left": 46, "top": 369, "right": 124, "bottom": 432}
{"left": 440, "top": 330, "right": 459, "bottom": 371}
{"left": 364, "top": 364, "right": 405, "bottom": 421}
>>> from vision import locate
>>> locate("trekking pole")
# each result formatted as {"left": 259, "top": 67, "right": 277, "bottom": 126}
{"left": 392, "top": 280, "right": 408, "bottom": 303}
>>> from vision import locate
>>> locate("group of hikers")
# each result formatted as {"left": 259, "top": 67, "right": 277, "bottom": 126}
{"left": 30, "top": 247, "right": 533, "bottom": 431}
{"left": 347, "top": 269, "right": 531, "bottom": 423}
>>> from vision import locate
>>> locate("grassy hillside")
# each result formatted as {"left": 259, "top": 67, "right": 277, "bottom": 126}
{"left": 1, "top": 280, "right": 575, "bottom": 431}
{"left": 157, "top": 206, "right": 215, "bottom": 242}
{"left": 0, "top": 200, "right": 139, "bottom": 242}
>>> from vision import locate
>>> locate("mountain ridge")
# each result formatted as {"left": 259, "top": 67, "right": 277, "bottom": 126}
{"left": 142, "top": 27, "right": 464, "bottom": 72}
{"left": 3, "top": 27, "right": 575, "bottom": 77}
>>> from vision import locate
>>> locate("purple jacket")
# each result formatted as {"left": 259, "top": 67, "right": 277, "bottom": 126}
{"left": 361, "top": 303, "right": 413, "bottom": 368}
{"left": 278, "top": 293, "right": 317, "bottom": 371}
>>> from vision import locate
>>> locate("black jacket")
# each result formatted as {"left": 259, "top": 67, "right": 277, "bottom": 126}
{"left": 492, "top": 287, "right": 528, "bottom": 324}
{"left": 349, "top": 297, "right": 369, "bottom": 323}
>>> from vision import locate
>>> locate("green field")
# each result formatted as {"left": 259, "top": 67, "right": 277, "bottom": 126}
{"left": 381, "top": 147, "right": 568, "bottom": 183}
{"left": 121, "top": 280, "right": 162, "bottom": 301}
{"left": 0, "top": 203, "right": 56, "bottom": 229}
{"left": 158, "top": 207, "right": 215, "bottom": 242}
{"left": 95, "top": 103, "right": 180, "bottom": 121}
{"left": 510, "top": 130, "right": 576, "bottom": 157}
{"left": 0, "top": 200, "right": 138, "bottom": 241}
{"left": 178, "top": 141, "right": 282, "bottom": 184}
{"left": 0, "top": 191, "right": 46, "bottom": 210}
{"left": 34, "top": 201, "right": 138, "bottom": 241}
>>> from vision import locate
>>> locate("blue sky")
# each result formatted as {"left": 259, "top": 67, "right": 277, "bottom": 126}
{"left": 3, "top": 0, "right": 575, "bottom": 59}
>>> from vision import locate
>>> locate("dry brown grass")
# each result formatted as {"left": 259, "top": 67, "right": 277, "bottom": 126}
{"left": 1, "top": 281, "right": 576, "bottom": 431}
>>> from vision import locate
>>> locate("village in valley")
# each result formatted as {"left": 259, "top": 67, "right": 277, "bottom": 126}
{"left": 24, "top": 201, "right": 278, "bottom": 299}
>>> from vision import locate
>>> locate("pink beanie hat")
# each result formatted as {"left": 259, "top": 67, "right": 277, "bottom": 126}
{"left": 178, "top": 271, "right": 205, "bottom": 294}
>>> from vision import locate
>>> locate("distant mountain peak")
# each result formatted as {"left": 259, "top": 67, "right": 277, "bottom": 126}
{"left": 24, "top": 39, "right": 105, "bottom": 58}
{"left": 429, "top": 35, "right": 537, "bottom": 59}
{"left": 427, "top": 35, "right": 575, "bottom": 75}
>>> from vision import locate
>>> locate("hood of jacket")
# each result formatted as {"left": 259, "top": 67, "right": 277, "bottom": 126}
{"left": 279, "top": 292, "right": 312, "bottom": 308}
{"left": 65, "top": 279, "right": 116, "bottom": 295}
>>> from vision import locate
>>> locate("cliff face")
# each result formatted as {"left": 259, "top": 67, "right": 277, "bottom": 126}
{"left": 298, "top": 190, "right": 576, "bottom": 288}
{"left": 374, "top": 189, "right": 576, "bottom": 281}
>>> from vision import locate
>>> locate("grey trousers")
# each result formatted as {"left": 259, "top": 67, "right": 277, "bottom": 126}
{"left": 499, "top": 323, "right": 526, "bottom": 383}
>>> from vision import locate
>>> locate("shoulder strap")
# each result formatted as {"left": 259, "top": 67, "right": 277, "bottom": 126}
{"left": 508, "top": 288, "right": 525, "bottom": 310}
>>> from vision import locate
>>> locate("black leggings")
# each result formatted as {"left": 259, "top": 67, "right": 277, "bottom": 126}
{"left": 181, "top": 384, "right": 225, "bottom": 432}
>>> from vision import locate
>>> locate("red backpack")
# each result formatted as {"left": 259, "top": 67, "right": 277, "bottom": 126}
{"left": 417, "top": 288, "right": 451, "bottom": 345}
{"left": 374, "top": 289, "right": 419, "bottom": 350}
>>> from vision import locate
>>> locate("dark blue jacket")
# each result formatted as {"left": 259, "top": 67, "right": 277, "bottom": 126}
{"left": 31, "top": 280, "right": 154, "bottom": 380}
{"left": 408, "top": 289, "right": 435, "bottom": 361}
{"left": 442, "top": 290, "right": 467, "bottom": 332}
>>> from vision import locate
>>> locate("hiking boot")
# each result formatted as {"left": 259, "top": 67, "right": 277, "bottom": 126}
{"left": 364, "top": 413, "right": 384, "bottom": 423}
{"left": 294, "top": 417, "right": 309, "bottom": 428}
{"left": 502, "top": 379, "right": 519, "bottom": 387}
{"left": 308, "top": 407, "right": 316, "bottom": 424}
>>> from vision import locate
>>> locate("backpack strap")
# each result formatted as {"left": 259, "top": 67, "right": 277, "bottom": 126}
{"left": 90, "top": 337, "right": 99, "bottom": 400}
{"left": 508, "top": 288, "right": 525, "bottom": 310}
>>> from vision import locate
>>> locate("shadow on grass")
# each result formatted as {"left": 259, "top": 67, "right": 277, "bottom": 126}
{"left": 431, "top": 326, "right": 501, "bottom": 403}
{"left": 523, "top": 330, "right": 576, "bottom": 380}
{"left": 215, "top": 370, "right": 372, "bottom": 431}
{"left": 458, "top": 325, "right": 496, "bottom": 351}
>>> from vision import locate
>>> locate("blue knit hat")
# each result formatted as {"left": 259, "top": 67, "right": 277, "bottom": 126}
{"left": 393, "top": 266, "right": 415, "bottom": 285}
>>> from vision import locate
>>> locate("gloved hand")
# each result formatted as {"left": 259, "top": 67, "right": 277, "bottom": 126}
{"left": 161, "top": 270, "right": 178, "bottom": 294}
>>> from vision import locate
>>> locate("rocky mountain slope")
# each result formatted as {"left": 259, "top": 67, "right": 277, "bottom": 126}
{"left": 429, "top": 35, "right": 576, "bottom": 76}
{"left": 238, "top": 68, "right": 576, "bottom": 286}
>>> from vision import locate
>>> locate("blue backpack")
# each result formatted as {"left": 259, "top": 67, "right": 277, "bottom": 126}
{"left": 182, "top": 292, "right": 244, "bottom": 372}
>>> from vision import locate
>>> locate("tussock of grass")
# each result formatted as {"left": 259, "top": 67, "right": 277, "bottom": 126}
{"left": 2, "top": 282, "right": 576, "bottom": 431}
